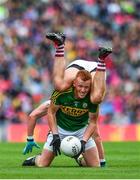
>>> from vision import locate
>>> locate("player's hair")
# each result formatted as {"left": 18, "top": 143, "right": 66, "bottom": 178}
{"left": 75, "top": 70, "right": 92, "bottom": 81}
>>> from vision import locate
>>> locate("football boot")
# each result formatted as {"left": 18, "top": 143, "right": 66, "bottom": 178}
{"left": 98, "top": 47, "right": 112, "bottom": 59}
{"left": 46, "top": 32, "right": 66, "bottom": 46}
{"left": 22, "top": 156, "right": 36, "bottom": 166}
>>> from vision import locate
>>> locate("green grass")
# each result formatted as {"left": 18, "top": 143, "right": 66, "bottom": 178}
{"left": 0, "top": 142, "right": 140, "bottom": 179}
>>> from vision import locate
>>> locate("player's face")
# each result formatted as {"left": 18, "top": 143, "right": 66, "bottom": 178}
{"left": 73, "top": 77, "right": 91, "bottom": 99}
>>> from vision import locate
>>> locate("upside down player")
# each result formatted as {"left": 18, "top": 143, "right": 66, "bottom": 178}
{"left": 22, "top": 33, "right": 112, "bottom": 167}
{"left": 22, "top": 70, "right": 100, "bottom": 167}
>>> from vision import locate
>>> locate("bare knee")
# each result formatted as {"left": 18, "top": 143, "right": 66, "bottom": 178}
{"left": 83, "top": 147, "right": 100, "bottom": 167}
{"left": 35, "top": 154, "right": 52, "bottom": 167}
{"left": 53, "top": 78, "right": 63, "bottom": 91}
{"left": 37, "top": 162, "right": 48, "bottom": 167}
{"left": 85, "top": 159, "right": 100, "bottom": 167}
{"left": 53, "top": 78, "right": 69, "bottom": 92}
{"left": 36, "top": 159, "right": 50, "bottom": 167}
{"left": 86, "top": 161, "right": 100, "bottom": 167}
{"left": 90, "top": 91, "right": 105, "bottom": 104}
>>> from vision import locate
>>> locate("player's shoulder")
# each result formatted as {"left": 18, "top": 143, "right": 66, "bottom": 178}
{"left": 52, "top": 87, "right": 73, "bottom": 98}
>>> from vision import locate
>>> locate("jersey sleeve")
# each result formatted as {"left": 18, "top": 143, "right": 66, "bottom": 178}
{"left": 51, "top": 90, "right": 62, "bottom": 105}
{"left": 88, "top": 102, "right": 99, "bottom": 113}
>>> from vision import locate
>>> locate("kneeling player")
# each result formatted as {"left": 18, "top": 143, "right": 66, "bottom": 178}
{"left": 23, "top": 61, "right": 106, "bottom": 167}
{"left": 22, "top": 70, "right": 100, "bottom": 167}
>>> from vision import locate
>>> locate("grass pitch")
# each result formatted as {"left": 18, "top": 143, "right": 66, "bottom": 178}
{"left": 0, "top": 142, "right": 140, "bottom": 179}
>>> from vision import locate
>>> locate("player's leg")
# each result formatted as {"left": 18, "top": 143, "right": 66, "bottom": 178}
{"left": 76, "top": 125, "right": 106, "bottom": 167}
{"left": 75, "top": 126, "right": 100, "bottom": 167}
{"left": 22, "top": 149, "right": 55, "bottom": 167}
{"left": 46, "top": 33, "right": 93, "bottom": 91}
{"left": 64, "top": 59, "right": 95, "bottom": 87}
{"left": 91, "top": 70, "right": 106, "bottom": 104}
{"left": 76, "top": 146, "right": 100, "bottom": 167}
{"left": 63, "top": 67, "right": 79, "bottom": 86}
{"left": 75, "top": 148, "right": 100, "bottom": 167}
{"left": 92, "top": 125, "right": 106, "bottom": 167}
{"left": 83, "top": 146, "right": 100, "bottom": 167}
{"left": 46, "top": 33, "right": 73, "bottom": 91}
{"left": 22, "top": 132, "right": 55, "bottom": 167}
{"left": 90, "top": 47, "right": 112, "bottom": 104}
{"left": 35, "top": 149, "right": 55, "bottom": 167}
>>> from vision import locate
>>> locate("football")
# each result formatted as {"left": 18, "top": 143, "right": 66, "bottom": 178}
{"left": 60, "top": 136, "right": 81, "bottom": 157}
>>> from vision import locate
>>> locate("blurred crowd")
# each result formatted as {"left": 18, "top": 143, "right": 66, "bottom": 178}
{"left": 0, "top": 0, "right": 140, "bottom": 126}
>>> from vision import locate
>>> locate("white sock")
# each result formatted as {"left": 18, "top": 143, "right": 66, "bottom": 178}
{"left": 100, "top": 159, "right": 106, "bottom": 163}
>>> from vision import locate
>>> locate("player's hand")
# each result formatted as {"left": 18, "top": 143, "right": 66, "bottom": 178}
{"left": 73, "top": 140, "right": 86, "bottom": 159}
{"left": 23, "top": 138, "right": 40, "bottom": 155}
{"left": 50, "top": 134, "right": 61, "bottom": 156}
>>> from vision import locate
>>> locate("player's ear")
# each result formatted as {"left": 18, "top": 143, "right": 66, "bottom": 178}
{"left": 73, "top": 79, "right": 76, "bottom": 87}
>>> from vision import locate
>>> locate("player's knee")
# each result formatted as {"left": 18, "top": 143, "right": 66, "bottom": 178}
{"left": 90, "top": 162, "right": 100, "bottom": 167}
{"left": 86, "top": 158, "right": 100, "bottom": 167}
{"left": 37, "top": 163, "right": 48, "bottom": 167}
{"left": 53, "top": 81, "right": 61, "bottom": 91}
{"left": 53, "top": 79, "right": 65, "bottom": 92}
{"left": 35, "top": 156, "right": 50, "bottom": 167}
{"left": 90, "top": 87, "right": 106, "bottom": 104}
{"left": 54, "top": 84, "right": 63, "bottom": 92}
{"left": 36, "top": 160, "right": 50, "bottom": 167}
{"left": 90, "top": 93, "right": 104, "bottom": 104}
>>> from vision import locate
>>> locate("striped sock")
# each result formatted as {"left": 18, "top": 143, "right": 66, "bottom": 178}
{"left": 97, "top": 58, "right": 106, "bottom": 71}
{"left": 55, "top": 44, "right": 64, "bottom": 57}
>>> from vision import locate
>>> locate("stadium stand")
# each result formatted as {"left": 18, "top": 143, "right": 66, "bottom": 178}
{"left": 0, "top": 0, "right": 140, "bottom": 135}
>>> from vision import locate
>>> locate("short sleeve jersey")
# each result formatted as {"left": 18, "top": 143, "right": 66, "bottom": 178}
{"left": 51, "top": 87, "right": 99, "bottom": 131}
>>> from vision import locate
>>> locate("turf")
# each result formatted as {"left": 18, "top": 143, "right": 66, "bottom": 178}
{"left": 0, "top": 142, "right": 140, "bottom": 179}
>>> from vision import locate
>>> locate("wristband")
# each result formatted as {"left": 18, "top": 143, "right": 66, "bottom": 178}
{"left": 27, "top": 136, "right": 34, "bottom": 141}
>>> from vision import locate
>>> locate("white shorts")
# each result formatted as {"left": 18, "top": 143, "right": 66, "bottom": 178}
{"left": 67, "top": 59, "right": 97, "bottom": 73}
{"left": 44, "top": 126, "right": 96, "bottom": 152}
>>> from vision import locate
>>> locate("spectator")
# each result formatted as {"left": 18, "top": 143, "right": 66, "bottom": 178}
{"left": 0, "top": 0, "right": 139, "bottom": 125}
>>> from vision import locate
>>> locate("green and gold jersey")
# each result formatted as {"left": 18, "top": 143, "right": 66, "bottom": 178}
{"left": 51, "top": 87, "right": 99, "bottom": 131}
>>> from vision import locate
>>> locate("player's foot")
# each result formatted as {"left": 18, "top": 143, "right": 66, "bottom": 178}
{"left": 100, "top": 160, "right": 106, "bottom": 167}
{"left": 46, "top": 32, "right": 66, "bottom": 46}
{"left": 22, "top": 156, "right": 36, "bottom": 166}
{"left": 74, "top": 154, "right": 84, "bottom": 167}
{"left": 98, "top": 47, "right": 112, "bottom": 60}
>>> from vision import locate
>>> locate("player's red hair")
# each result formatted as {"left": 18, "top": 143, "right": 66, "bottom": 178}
{"left": 75, "top": 70, "right": 92, "bottom": 81}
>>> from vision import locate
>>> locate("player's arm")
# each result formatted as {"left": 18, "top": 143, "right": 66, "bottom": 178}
{"left": 82, "top": 109, "right": 99, "bottom": 142}
{"left": 27, "top": 100, "right": 50, "bottom": 136}
{"left": 47, "top": 101, "right": 61, "bottom": 155}
{"left": 47, "top": 101, "right": 59, "bottom": 134}
{"left": 74, "top": 108, "right": 99, "bottom": 157}
{"left": 23, "top": 100, "right": 50, "bottom": 155}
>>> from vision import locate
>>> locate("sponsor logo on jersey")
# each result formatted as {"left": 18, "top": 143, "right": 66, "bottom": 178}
{"left": 60, "top": 106, "right": 88, "bottom": 117}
